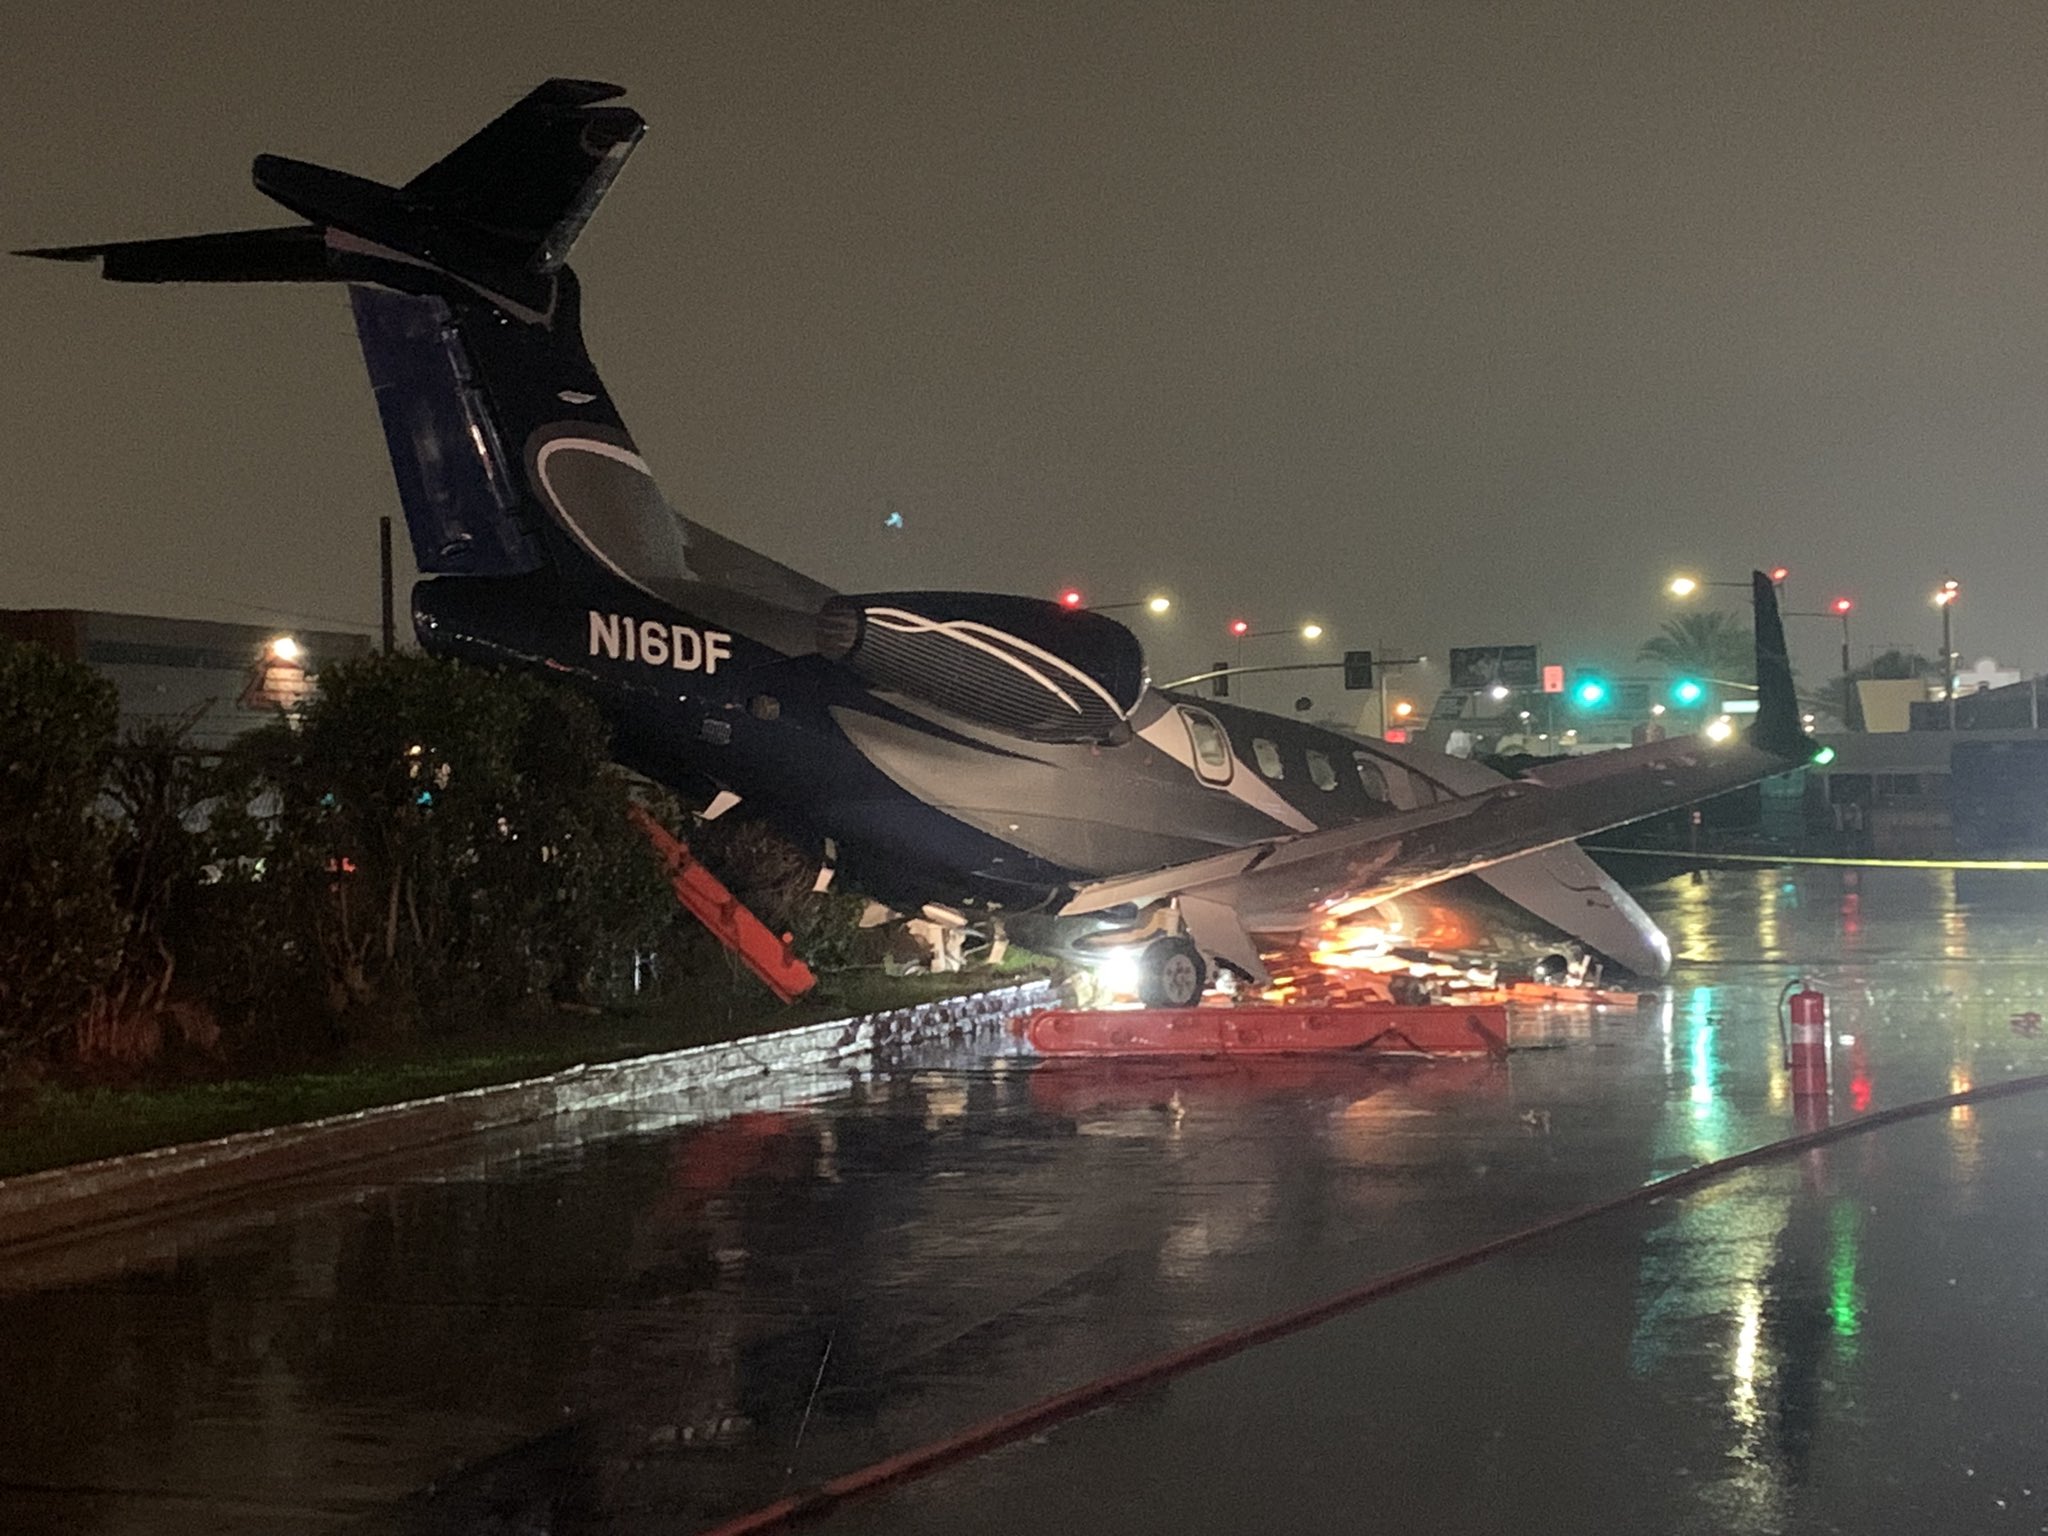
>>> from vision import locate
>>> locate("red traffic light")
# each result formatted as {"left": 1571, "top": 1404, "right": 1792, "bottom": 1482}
{"left": 1769, "top": 566, "right": 1790, "bottom": 584}
{"left": 1229, "top": 619, "right": 1250, "bottom": 637}
{"left": 1832, "top": 597, "right": 1853, "bottom": 614}
{"left": 1058, "top": 588, "right": 1084, "bottom": 609}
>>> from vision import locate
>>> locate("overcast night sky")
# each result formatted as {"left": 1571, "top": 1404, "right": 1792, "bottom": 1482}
{"left": 5, "top": 1, "right": 2048, "bottom": 706}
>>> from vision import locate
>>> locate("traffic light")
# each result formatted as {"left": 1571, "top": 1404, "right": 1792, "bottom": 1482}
{"left": 1671, "top": 678, "right": 1705, "bottom": 706}
{"left": 1572, "top": 675, "right": 1610, "bottom": 708}
{"left": 1210, "top": 660, "right": 1229, "bottom": 699}
{"left": 1343, "top": 650, "right": 1375, "bottom": 690}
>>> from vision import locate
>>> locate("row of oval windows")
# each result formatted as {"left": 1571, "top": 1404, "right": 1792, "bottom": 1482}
{"left": 1251, "top": 736, "right": 1383, "bottom": 796}
{"left": 1179, "top": 706, "right": 1395, "bottom": 800}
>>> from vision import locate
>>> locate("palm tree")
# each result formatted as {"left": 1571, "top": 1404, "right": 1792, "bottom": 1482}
{"left": 1637, "top": 611, "right": 1755, "bottom": 685}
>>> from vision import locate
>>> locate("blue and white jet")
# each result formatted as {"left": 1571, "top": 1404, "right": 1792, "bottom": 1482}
{"left": 27, "top": 80, "right": 1819, "bottom": 1004}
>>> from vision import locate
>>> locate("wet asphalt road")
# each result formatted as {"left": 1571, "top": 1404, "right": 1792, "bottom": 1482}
{"left": 5, "top": 868, "right": 2048, "bottom": 1534}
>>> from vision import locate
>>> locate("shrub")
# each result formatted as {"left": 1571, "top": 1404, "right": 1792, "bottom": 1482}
{"left": 0, "top": 641, "right": 124, "bottom": 1063}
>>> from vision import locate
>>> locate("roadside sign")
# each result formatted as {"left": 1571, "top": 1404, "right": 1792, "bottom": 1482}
{"left": 1449, "top": 645, "right": 1540, "bottom": 690}
{"left": 1541, "top": 664, "right": 1565, "bottom": 694}
{"left": 1343, "top": 650, "right": 1375, "bottom": 690}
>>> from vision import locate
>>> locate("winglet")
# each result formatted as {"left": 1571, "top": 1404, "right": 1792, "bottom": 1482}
{"left": 1747, "top": 569, "right": 1815, "bottom": 761}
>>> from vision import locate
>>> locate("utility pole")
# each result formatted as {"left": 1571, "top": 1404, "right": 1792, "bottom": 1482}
{"left": 1936, "top": 576, "right": 1959, "bottom": 730}
{"left": 1833, "top": 599, "right": 1857, "bottom": 732}
{"left": 1841, "top": 625, "right": 1855, "bottom": 731}
{"left": 379, "top": 515, "right": 396, "bottom": 656}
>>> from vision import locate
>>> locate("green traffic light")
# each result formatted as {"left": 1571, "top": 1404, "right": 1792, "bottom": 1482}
{"left": 1672, "top": 678, "right": 1705, "bottom": 706}
{"left": 1573, "top": 678, "right": 1609, "bottom": 707}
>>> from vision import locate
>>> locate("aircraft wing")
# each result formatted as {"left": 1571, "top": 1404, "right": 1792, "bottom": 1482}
{"left": 1061, "top": 571, "right": 1815, "bottom": 980}
{"left": 1060, "top": 730, "right": 1789, "bottom": 914}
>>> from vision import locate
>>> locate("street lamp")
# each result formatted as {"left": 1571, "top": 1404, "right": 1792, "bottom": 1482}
{"left": 1831, "top": 597, "right": 1855, "bottom": 730}
{"left": 1225, "top": 619, "right": 1326, "bottom": 707}
{"left": 1231, "top": 619, "right": 1323, "bottom": 665}
{"left": 1234, "top": 621, "right": 1324, "bottom": 642}
{"left": 268, "top": 635, "right": 301, "bottom": 663}
{"left": 1934, "top": 577, "right": 1960, "bottom": 729}
{"left": 1668, "top": 567, "right": 1787, "bottom": 598}
{"left": 1779, "top": 597, "right": 1860, "bottom": 731}
{"left": 1057, "top": 589, "right": 1173, "bottom": 616}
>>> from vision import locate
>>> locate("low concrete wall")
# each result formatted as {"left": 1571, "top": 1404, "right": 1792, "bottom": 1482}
{"left": 0, "top": 980, "right": 1052, "bottom": 1255}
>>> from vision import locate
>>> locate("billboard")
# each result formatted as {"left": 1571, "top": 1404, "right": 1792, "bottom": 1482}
{"left": 1450, "top": 645, "right": 1541, "bottom": 690}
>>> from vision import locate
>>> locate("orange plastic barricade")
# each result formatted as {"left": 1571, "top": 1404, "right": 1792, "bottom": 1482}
{"left": 1023, "top": 1003, "right": 1508, "bottom": 1059}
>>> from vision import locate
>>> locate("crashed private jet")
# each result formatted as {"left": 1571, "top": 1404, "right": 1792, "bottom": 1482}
{"left": 26, "top": 79, "right": 1818, "bottom": 1005}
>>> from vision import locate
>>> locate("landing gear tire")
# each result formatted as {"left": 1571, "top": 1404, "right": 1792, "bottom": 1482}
{"left": 1139, "top": 935, "right": 1207, "bottom": 1009}
{"left": 1388, "top": 974, "right": 1434, "bottom": 1006}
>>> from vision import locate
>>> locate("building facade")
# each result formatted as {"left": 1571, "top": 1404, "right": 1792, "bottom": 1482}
{"left": 0, "top": 610, "right": 372, "bottom": 750}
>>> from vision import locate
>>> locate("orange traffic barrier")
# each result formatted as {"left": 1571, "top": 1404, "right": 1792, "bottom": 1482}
{"left": 1022, "top": 1002, "right": 1508, "bottom": 1059}
{"left": 1028, "top": 1054, "right": 1504, "bottom": 1117}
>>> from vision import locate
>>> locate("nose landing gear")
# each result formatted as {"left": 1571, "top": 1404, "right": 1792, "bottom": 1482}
{"left": 1139, "top": 934, "right": 1208, "bottom": 1008}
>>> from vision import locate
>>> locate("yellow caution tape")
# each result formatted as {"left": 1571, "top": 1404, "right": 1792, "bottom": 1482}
{"left": 1584, "top": 847, "right": 2048, "bottom": 871}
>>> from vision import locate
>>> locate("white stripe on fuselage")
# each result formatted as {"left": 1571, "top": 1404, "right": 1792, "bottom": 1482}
{"left": 1134, "top": 701, "right": 1315, "bottom": 833}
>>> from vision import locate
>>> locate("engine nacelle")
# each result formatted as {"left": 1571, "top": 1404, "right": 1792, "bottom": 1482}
{"left": 820, "top": 591, "right": 1146, "bottom": 743}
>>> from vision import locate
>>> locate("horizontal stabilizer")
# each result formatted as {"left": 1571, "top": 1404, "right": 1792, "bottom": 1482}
{"left": 22, "top": 79, "right": 643, "bottom": 307}
{"left": 402, "top": 79, "right": 644, "bottom": 273}
{"left": 18, "top": 225, "right": 326, "bottom": 283}
{"left": 251, "top": 153, "right": 548, "bottom": 305}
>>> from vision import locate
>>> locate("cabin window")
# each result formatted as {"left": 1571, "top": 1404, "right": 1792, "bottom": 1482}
{"left": 1354, "top": 754, "right": 1389, "bottom": 801}
{"left": 1178, "top": 707, "right": 1234, "bottom": 785}
{"left": 1306, "top": 749, "right": 1338, "bottom": 791}
{"left": 1252, "top": 738, "right": 1285, "bottom": 780}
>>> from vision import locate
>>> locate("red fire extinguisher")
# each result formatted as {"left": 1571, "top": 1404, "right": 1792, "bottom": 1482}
{"left": 1781, "top": 979, "right": 1830, "bottom": 1100}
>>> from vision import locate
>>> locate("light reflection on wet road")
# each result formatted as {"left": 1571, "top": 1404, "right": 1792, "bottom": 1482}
{"left": 4, "top": 868, "right": 2048, "bottom": 1534}
{"left": 828, "top": 1097, "right": 2048, "bottom": 1536}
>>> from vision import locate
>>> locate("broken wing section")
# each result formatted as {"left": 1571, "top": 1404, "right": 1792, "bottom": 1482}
{"left": 1474, "top": 844, "right": 1671, "bottom": 978}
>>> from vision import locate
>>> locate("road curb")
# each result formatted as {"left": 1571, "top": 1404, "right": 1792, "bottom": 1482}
{"left": 0, "top": 980, "right": 1052, "bottom": 1255}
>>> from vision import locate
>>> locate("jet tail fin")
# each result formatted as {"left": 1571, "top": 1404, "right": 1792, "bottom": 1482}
{"left": 1746, "top": 569, "right": 1814, "bottom": 760}
{"left": 19, "top": 79, "right": 808, "bottom": 609}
